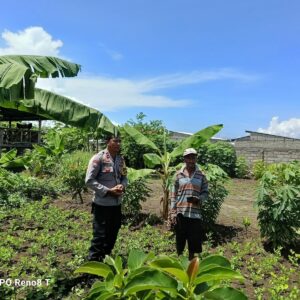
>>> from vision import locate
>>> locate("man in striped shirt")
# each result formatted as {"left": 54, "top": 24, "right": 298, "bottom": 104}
{"left": 170, "top": 148, "right": 208, "bottom": 260}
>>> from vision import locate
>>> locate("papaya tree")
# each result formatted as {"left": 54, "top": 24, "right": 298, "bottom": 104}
{"left": 122, "top": 124, "right": 223, "bottom": 219}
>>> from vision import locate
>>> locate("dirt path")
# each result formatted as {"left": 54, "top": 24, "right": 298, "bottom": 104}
{"left": 218, "top": 179, "right": 258, "bottom": 229}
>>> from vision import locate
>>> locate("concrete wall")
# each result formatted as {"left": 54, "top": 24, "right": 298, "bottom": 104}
{"left": 234, "top": 132, "right": 300, "bottom": 165}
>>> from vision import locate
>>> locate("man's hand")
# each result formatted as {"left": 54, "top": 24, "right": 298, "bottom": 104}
{"left": 108, "top": 185, "right": 124, "bottom": 197}
{"left": 167, "top": 209, "right": 177, "bottom": 231}
{"left": 115, "top": 184, "right": 124, "bottom": 192}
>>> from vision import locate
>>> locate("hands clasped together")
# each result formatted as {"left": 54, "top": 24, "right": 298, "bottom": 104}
{"left": 108, "top": 184, "right": 124, "bottom": 197}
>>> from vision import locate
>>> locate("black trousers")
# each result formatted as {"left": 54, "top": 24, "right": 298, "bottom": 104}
{"left": 176, "top": 214, "right": 202, "bottom": 260}
{"left": 88, "top": 203, "right": 121, "bottom": 261}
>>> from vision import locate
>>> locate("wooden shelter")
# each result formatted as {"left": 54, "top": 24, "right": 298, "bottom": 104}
{"left": 0, "top": 107, "right": 49, "bottom": 154}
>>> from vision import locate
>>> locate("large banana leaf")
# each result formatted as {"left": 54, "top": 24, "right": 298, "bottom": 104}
{"left": 143, "top": 153, "right": 161, "bottom": 168}
{"left": 0, "top": 55, "right": 81, "bottom": 78}
{"left": 0, "top": 63, "right": 36, "bottom": 100}
{"left": 0, "top": 88, "right": 117, "bottom": 135}
{"left": 127, "top": 167, "right": 154, "bottom": 182}
{"left": 0, "top": 55, "right": 81, "bottom": 101}
{"left": 123, "top": 124, "right": 160, "bottom": 153}
{"left": 170, "top": 124, "right": 223, "bottom": 158}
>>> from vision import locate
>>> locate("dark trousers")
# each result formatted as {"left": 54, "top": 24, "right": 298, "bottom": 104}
{"left": 88, "top": 203, "right": 121, "bottom": 261}
{"left": 176, "top": 214, "right": 202, "bottom": 260}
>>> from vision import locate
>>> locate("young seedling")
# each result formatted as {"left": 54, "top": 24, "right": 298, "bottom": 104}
{"left": 242, "top": 217, "right": 251, "bottom": 236}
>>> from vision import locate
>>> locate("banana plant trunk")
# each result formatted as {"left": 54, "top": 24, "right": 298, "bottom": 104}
{"left": 162, "top": 187, "right": 170, "bottom": 220}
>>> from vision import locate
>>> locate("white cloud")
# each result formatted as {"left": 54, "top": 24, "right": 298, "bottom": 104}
{"left": 35, "top": 68, "right": 259, "bottom": 111}
{"left": 0, "top": 26, "right": 260, "bottom": 111}
{"left": 0, "top": 26, "right": 63, "bottom": 56}
{"left": 258, "top": 117, "right": 300, "bottom": 138}
{"left": 139, "top": 69, "right": 259, "bottom": 91}
{"left": 36, "top": 76, "right": 190, "bottom": 111}
{"left": 99, "top": 43, "right": 123, "bottom": 61}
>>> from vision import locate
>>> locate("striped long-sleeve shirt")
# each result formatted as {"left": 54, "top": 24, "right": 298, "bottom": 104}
{"left": 170, "top": 165, "right": 208, "bottom": 219}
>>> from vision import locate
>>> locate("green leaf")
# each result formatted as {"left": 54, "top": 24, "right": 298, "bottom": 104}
{"left": 113, "top": 273, "right": 123, "bottom": 288}
{"left": 0, "top": 55, "right": 80, "bottom": 101}
{"left": 86, "top": 281, "right": 107, "bottom": 300}
{"left": 104, "top": 255, "right": 123, "bottom": 274}
{"left": 149, "top": 257, "right": 189, "bottom": 284}
{"left": 170, "top": 124, "right": 223, "bottom": 158}
{"left": 128, "top": 250, "right": 151, "bottom": 272}
{"left": 93, "top": 291, "right": 115, "bottom": 300}
{"left": 127, "top": 167, "right": 155, "bottom": 182}
{"left": 124, "top": 269, "right": 178, "bottom": 295}
{"left": 0, "top": 149, "right": 17, "bottom": 164}
{"left": 74, "top": 262, "right": 113, "bottom": 278}
{"left": 199, "top": 255, "right": 231, "bottom": 274}
{"left": 194, "top": 267, "right": 244, "bottom": 285}
{"left": 143, "top": 153, "right": 162, "bottom": 168}
{"left": 0, "top": 55, "right": 81, "bottom": 78}
{"left": 204, "top": 287, "right": 248, "bottom": 300}
{"left": 123, "top": 124, "right": 160, "bottom": 152}
{"left": 0, "top": 148, "right": 30, "bottom": 168}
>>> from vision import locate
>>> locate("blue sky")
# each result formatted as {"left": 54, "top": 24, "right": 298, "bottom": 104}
{"left": 1, "top": 0, "right": 300, "bottom": 138}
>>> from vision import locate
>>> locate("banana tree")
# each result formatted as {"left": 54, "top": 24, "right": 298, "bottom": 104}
{"left": 0, "top": 55, "right": 80, "bottom": 101}
{"left": 122, "top": 124, "right": 223, "bottom": 219}
{"left": 0, "top": 55, "right": 117, "bottom": 135}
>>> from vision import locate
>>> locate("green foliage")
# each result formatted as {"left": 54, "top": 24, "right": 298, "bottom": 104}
{"left": 75, "top": 249, "right": 246, "bottom": 299}
{"left": 122, "top": 178, "right": 151, "bottom": 222}
{"left": 0, "top": 148, "right": 29, "bottom": 169}
{"left": 197, "top": 142, "right": 237, "bottom": 177}
{"left": 44, "top": 123, "right": 90, "bottom": 152}
{"left": 256, "top": 161, "right": 300, "bottom": 247}
{"left": 200, "top": 164, "right": 229, "bottom": 227}
{"left": 114, "top": 225, "right": 175, "bottom": 259}
{"left": 242, "top": 217, "right": 251, "bottom": 235}
{"left": 0, "top": 168, "right": 57, "bottom": 208}
{"left": 218, "top": 240, "right": 300, "bottom": 300}
{"left": 235, "top": 156, "right": 250, "bottom": 179}
{"left": 25, "top": 131, "right": 67, "bottom": 176}
{"left": 1, "top": 191, "right": 299, "bottom": 299}
{"left": 121, "top": 113, "right": 176, "bottom": 169}
{"left": 252, "top": 160, "right": 267, "bottom": 179}
{"left": 56, "top": 151, "right": 91, "bottom": 203}
{"left": 0, "top": 199, "right": 91, "bottom": 299}
{"left": 123, "top": 120, "right": 223, "bottom": 219}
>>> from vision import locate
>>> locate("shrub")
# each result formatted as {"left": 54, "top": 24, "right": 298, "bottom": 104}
{"left": 75, "top": 249, "right": 246, "bottom": 300}
{"left": 44, "top": 123, "right": 90, "bottom": 152}
{"left": 256, "top": 161, "right": 300, "bottom": 247}
{"left": 235, "top": 156, "right": 250, "bottom": 178}
{"left": 57, "top": 151, "right": 91, "bottom": 203}
{"left": 252, "top": 160, "right": 267, "bottom": 179}
{"left": 0, "top": 168, "right": 58, "bottom": 208}
{"left": 197, "top": 142, "right": 237, "bottom": 177}
{"left": 121, "top": 112, "right": 177, "bottom": 169}
{"left": 122, "top": 178, "right": 151, "bottom": 222}
{"left": 200, "top": 164, "right": 229, "bottom": 228}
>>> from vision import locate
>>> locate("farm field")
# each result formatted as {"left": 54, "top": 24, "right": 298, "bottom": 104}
{"left": 0, "top": 179, "right": 299, "bottom": 300}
